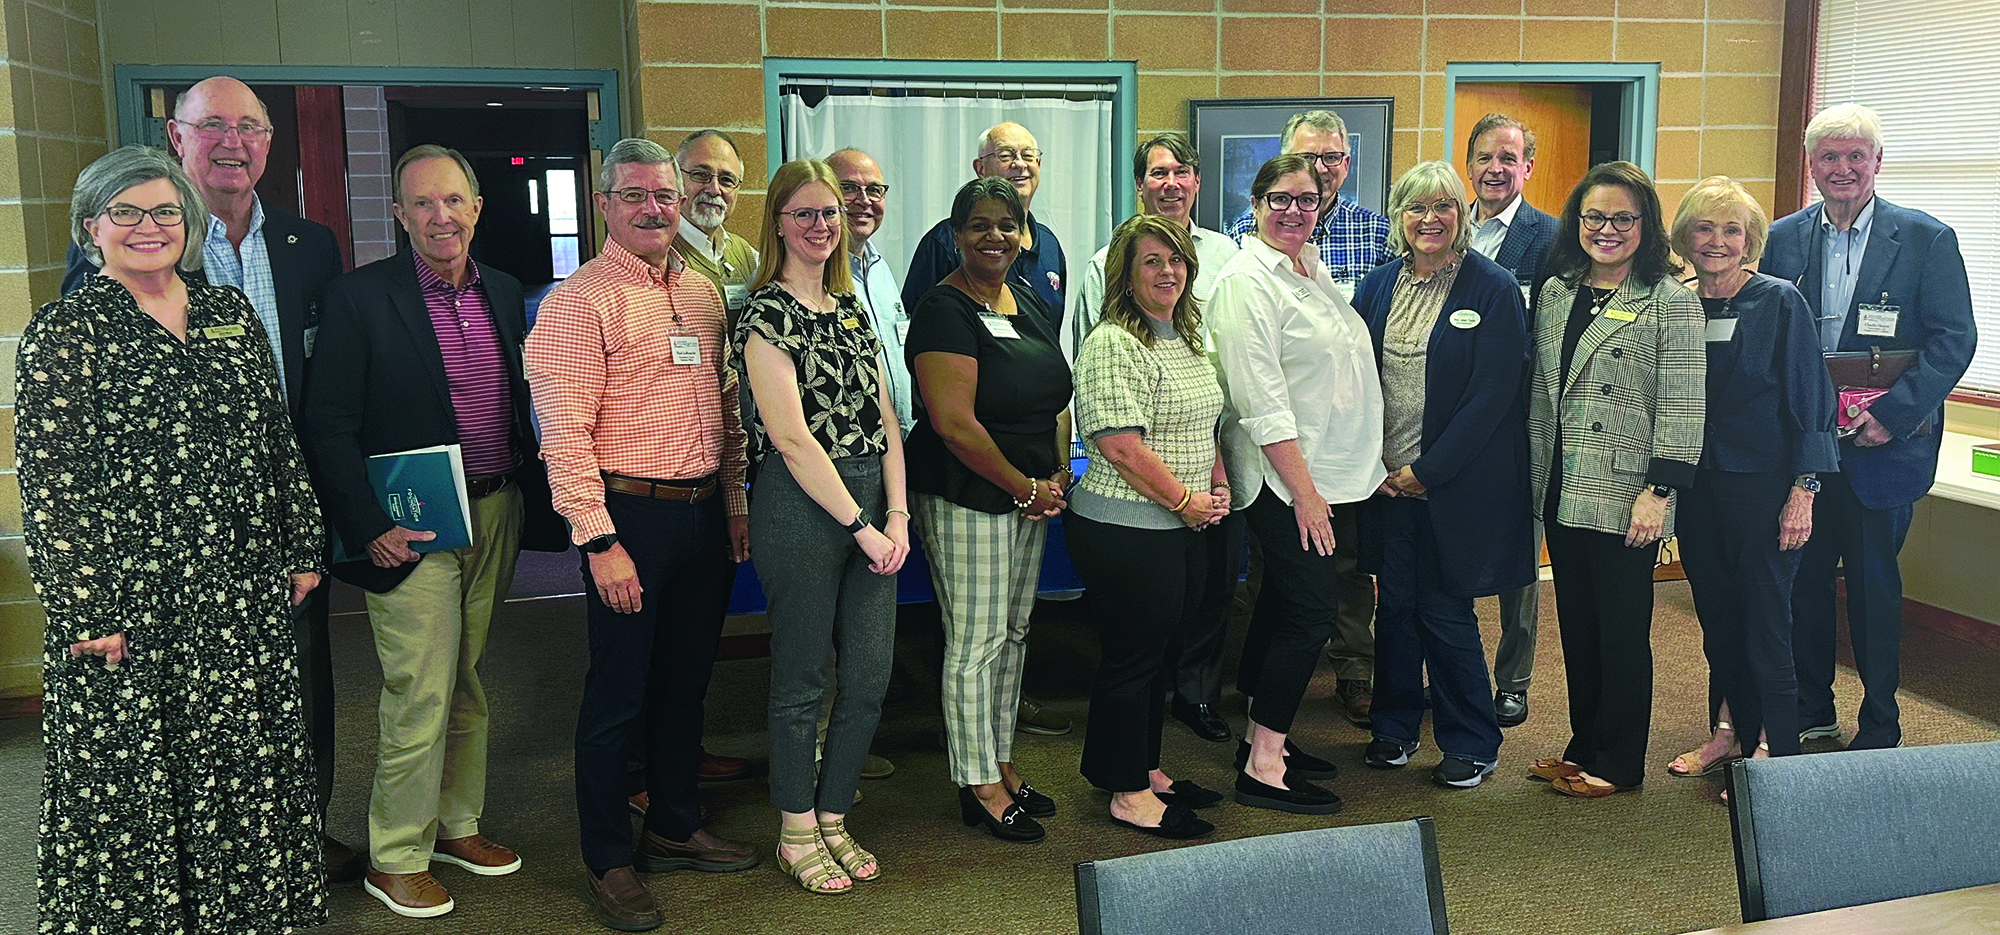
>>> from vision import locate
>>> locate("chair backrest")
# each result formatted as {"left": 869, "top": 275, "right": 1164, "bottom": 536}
{"left": 1728, "top": 740, "right": 2000, "bottom": 922}
{"left": 1074, "top": 817, "right": 1447, "bottom": 935}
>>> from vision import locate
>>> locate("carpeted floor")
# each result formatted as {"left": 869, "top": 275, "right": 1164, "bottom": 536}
{"left": 3, "top": 550, "right": 1997, "bottom": 935}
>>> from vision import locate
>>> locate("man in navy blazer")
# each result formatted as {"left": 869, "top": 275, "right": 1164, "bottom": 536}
{"left": 1759, "top": 103, "right": 1976, "bottom": 750}
{"left": 62, "top": 75, "right": 355, "bottom": 879}
{"left": 1461, "top": 113, "right": 1557, "bottom": 728}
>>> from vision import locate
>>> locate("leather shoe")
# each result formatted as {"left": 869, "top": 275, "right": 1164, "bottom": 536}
{"left": 1550, "top": 774, "right": 1634, "bottom": 798}
{"left": 697, "top": 749, "right": 750, "bottom": 782}
{"left": 1016, "top": 697, "right": 1072, "bottom": 735}
{"left": 1153, "top": 779, "right": 1223, "bottom": 810}
{"left": 1233, "top": 770, "right": 1343, "bottom": 815}
{"left": 1009, "top": 782, "right": 1057, "bottom": 818}
{"left": 1527, "top": 757, "right": 1582, "bottom": 782}
{"left": 959, "top": 786, "right": 1045, "bottom": 843}
{"left": 1336, "top": 679, "right": 1373, "bottom": 727}
{"left": 635, "top": 829, "right": 760, "bottom": 873}
{"left": 1234, "top": 738, "right": 1338, "bottom": 780}
{"left": 860, "top": 753, "right": 896, "bottom": 779}
{"left": 365, "top": 868, "right": 454, "bottom": 918}
{"left": 323, "top": 834, "right": 365, "bottom": 884}
{"left": 585, "top": 866, "right": 663, "bottom": 932}
{"left": 1111, "top": 803, "right": 1214, "bottom": 840}
{"left": 432, "top": 833, "right": 522, "bottom": 876}
{"left": 1495, "top": 690, "right": 1529, "bottom": 727}
{"left": 1170, "top": 697, "right": 1232, "bottom": 742}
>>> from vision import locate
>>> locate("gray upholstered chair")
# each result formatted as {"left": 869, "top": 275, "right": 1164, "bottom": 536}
{"left": 1727, "top": 739, "right": 2000, "bottom": 921}
{"left": 1074, "top": 817, "right": 1446, "bottom": 935}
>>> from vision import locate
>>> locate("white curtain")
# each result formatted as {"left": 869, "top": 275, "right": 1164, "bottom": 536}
{"left": 780, "top": 91, "right": 1117, "bottom": 286}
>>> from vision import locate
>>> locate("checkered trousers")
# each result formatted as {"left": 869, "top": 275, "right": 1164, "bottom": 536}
{"left": 912, "top": 492, "right": 1049, "bottom": 786}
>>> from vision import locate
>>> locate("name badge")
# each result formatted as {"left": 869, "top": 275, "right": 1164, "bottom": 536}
{"left": 670, "top": 334, "right": 702, "bottom": 365}
{"left": 202, "top": 324, "right": 246, "bottom": 339}
{"left": 1603, "top": 307, "right": 1637, "bottom": 323}
{"left": 980, "top": 314, "right": 1021, "bottom": 340}
{"left": 1519, "top": 284, "right": 1533, "bottom": 306}
{"left": 1856, "top": 296, "right": 1899, "bottom": 337}
{"left": 895, "top": 318, "right": 911, "bottom": 343}
{"left": 840, "top": 317, "right": 860, "bottom": 330}
{"left": 1333, "top": 281, "right": 1356, "bottom": 304}
{"left": 1705, "top": 318, "right": 1739, "bottom": 342}
{"left": 1449, "top": 309, "right": 1481, "bottom": 330}
{"left": 1293, "top": 286, "right": 1312, "bottom": 301}
{"left": 723, "top": 282, "right": 750, "bottom": 312}
{"left": 302, "top": 324, "right": 319, "bottom": 357}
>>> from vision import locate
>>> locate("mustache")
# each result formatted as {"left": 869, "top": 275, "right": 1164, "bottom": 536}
{"left": 632, "top": 215, "right": 672, "bottom": 229}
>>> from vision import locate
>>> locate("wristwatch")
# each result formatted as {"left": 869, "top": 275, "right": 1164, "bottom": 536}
{"left": 843, "top": 508, "right": 871, "bottom": 534}
{"left": 1793, "top": 475, "right": 1822, "bottom": 494}
{"left": 1650, "top": 484, "right": 1673, "bottom": 499}
{"left": 580, "top": 533, "right": 619, "bottom": 554}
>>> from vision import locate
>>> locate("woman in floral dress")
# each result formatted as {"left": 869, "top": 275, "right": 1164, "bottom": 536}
{"left": 18, "top": 146, "right": 328, "bottom": 934}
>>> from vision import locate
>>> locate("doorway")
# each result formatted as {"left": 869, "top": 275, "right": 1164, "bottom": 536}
{"left": 1443, "top": 63, "right": 1660, "bottom": 192}
{"left": 1451, "top": 82, "right": 1595, "bottom": 212}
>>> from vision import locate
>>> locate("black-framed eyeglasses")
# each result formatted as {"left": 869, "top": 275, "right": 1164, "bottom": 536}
{"left": 839, "top": 181, "right": 890, "bottom": 202}
{"left": 175, "top": 118, "right": 274, "bottom": 142}
{"left": 102, "top": 203, "right": 186, "bottom": 227}
{"left": 1581, "top": 211, "right": 1642, "bottom": 232}
{"left": 1260, "top": 191, "right": 1323, "bottom": 213}
{"left": 1402, "top": 199, "right": 1458, "bottom": 218}
{"left": 785, "top": 206, "right": 845, "bottom": 227}
{"left": 604, "top": 187, "right": 683, "bottom": 206}
{"left": 981, "top": 147, "right": 1042, "bottom": 165}
{"left": 1304, "top": 151, "right": 1350, "bottom": 167}
{"left": 681, "top": 167, "right": 740, "bottom": 190}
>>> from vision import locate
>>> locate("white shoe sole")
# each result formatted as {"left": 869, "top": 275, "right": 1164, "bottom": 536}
{"left": 364, "top": 879, "right": 456, "bottom": 918}
{"left": 1799, "top": 724, "right": 1843, "bottom": 741}
{"left": 1435, "top": 762, "right": 1497, "bottom": 788}
{"left": 432, "top": 851, "right": 523, "bottom": 876}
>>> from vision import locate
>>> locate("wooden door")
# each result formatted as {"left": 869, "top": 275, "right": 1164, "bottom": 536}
{"left": 1452, "top": 83, "right": 1593, "bottom": 215}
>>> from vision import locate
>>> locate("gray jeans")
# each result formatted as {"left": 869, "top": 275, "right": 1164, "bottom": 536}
{"left": 753, "top": 454, "right": 896, "bottom": 814}
{"left": 1492, "top": 517, "right": 1545, "bottom": 692}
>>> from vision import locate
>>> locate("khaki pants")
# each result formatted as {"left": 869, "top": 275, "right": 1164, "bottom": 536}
{"left": 367, "top": 485, "right": 523, "bottom": 873}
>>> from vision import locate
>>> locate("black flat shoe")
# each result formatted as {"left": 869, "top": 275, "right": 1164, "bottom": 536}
{"left": 1153, "top": 779, "right": 1223, "bottom": 810}
{"left": 1110, "top": 804, "right": 1214, "bottom": 840}
{"left": 1009, "top": 782, "right": 1057, "bottom": 818}
{"left": 1170, "top": 698, "right": 1233, "bottom": 743}
{"left": 958, "top": 786, "right": 1045, "bottom": 843}
{"left": 1233, "top": 770, "right": 1343, "bottom": 815}
{"left": 1234, "top": 739, "right": 1339, "bottom": 780}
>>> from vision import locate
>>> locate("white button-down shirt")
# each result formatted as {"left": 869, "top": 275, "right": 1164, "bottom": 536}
{"left": 1210, "top": 235, "right": 1386, "bottom": 506}
{"left": 849, "top": 238, "right": 913, "bottom": 432}
{"left": 1469, "top": 193, "right": 1524, "bottom": 260}
{"left": 1062, "top": 223, "right": 1240, "bottom": 363}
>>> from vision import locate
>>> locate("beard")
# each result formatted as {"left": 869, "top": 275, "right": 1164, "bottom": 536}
{"left": 684, "top": 199, "right": 727, "bottom": 230}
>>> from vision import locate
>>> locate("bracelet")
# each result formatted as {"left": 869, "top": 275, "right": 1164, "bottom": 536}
{"left": 1170, "top": 487, "right": 1193, "bottom": 514}
{"left": 885, "top": 508, "right": 910, "bottom": 519}
{"left": 1014, "top": 479, "right": 1037, "bottom": 509}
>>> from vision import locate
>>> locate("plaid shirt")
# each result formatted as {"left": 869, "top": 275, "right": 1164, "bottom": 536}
{"left": 1226, "top": 195, "right": 1391, "bottom": 283}
{"left": 203, "top": 197, "right": 283, "bottom": 396}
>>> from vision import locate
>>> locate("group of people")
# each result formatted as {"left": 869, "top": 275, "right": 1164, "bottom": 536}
{"left": 20, "top": 65, "right": 1975, "bottom": 935}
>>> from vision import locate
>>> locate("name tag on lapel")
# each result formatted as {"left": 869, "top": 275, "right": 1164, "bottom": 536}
{"left": 1603, "top": 307, "right": 1637, "bottom": 323}
{"left": 201, "top": 324, "right": 246, "bottom": 339}
{"left": 1856, "top": 296, "right": 1899, "bottom": 337}
{"left": 1705, "top": 318, "right": 1738, "bottom": 342}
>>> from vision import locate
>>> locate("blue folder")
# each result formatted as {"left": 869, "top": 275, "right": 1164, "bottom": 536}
{"left": 331, "top": 444, "right": 474, "bottom": 563}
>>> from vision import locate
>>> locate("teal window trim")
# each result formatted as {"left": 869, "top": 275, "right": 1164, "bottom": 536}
{"left": 1442, "top": 63, "right": 1659, "bottom": 177}
{"left": 113, "top": 65, "right": 623, "bottom": 153}
{"left": 763, "top": 58, "right": 1139, "bottom": 226}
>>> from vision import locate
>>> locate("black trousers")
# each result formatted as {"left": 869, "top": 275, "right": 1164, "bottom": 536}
{"left": 1237, "top": 486, "right": 1345, "bottom": 735}
{"left": 291, "top": 582, "right": 335, "bottom": 824}
{"left": 1679, "top": 470, "right": 1803, "bottom": 757}
{"left": 1067, "top": 513, "right": 1207, "bottom": 793}
{"left": 1791, "top": 471, "right": 1913, "bottom": 749}
{"left": 1545, "top": 518, "right": 1658, "bottom": 789}
{"left": 1166, "top": 511, "right": 1246, "bottom": 706}
{"left": 574, "top": 488, "right": 735, "bottom": 872}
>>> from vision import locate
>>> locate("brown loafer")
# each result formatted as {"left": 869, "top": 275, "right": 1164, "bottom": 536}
{"left": 1336, "top": 679, "right": 1374, "bottom": 728}
{"left": 697, "top": 749, "right": 751, "bottom": 782}
{"left": 432, "top": 833, "right": 522, "bottom": 876}
{"left": 1550, "top": 774, "right": 1633, "bottom": 798}
{"left": 364, "top": 868, "right": 454, "bottom": 918}
{"left": 628, "top": 791, "right": 648, "bottom": 816}
{"left": 323, "top": 834, "right": 365, "bottom": 884}
{"left": 635, "top": 828, "right": 761, "bottom": 873}
{"left": 1527, "top": 757, "right": 1583, "bottom": 782}
{"left": 585, "top": 866, "right": 663, "bottom": 932}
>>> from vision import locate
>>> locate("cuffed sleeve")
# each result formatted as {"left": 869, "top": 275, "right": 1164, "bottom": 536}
{"left": 1211, "top": 274, "right": 1299, "bottom": 446}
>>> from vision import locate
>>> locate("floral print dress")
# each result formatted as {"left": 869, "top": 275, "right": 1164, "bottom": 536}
{"left": 16, "top": 274, "right": 328, "bottom": 935}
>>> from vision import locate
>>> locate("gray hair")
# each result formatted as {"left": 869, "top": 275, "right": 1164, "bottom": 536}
{"left": 1384, "top": 160, "right": 1473, "bottom": 257}
{"left": 1281, "top": 110, "right": 1349, "bottom": 152}
{"left": 676, "top": 129, "right": 741, "bottom": 164}
{"left": 71, "top": 145, "right": 207, "bottom": 271}
{"left": 172, "top": 79, "right": 271, "bottom": 125}
{"left": 599, "top": 137, "right": 676, "bottom": 191}
{"left": 394, "top": 144, "right": 480, "bottom": 203}
{"left": 1804, "top": 102, "right": 1884, "bottom": 153}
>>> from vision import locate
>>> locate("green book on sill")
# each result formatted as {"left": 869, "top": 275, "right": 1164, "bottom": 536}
{"left": 1975, "top": 443, "right": 2000, "bottom": 480}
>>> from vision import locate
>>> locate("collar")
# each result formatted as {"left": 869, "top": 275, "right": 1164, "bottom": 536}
{"left": 1475, "top": 194, "right": 1524, "bottom": 227}
{"left": 206, "top": 194, "right": 266, "bottom": 240}
{"left": 601, "top": 236, "right": 683, "bottom": 284}
{"left": 1241, "top": 231, "right": 1319, "bottom": 277}
{"left": 852, "top": 237, "right": 882, "bottom": 268}
{"left": 1816, "top": 196, "right": 1877, "bottom": 237}
{"left": 412, "top": 250, "right": 481, "bottom": 293}
{"left": 676, "top": 216, "right": 727, "bottom": 264}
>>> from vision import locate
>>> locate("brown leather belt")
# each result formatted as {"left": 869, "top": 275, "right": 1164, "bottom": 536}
{"left": 604, "top": 472, "right": 718, "bottom": 503}
{"left": 466, "top": 473, "right": 510, "bottom": 499}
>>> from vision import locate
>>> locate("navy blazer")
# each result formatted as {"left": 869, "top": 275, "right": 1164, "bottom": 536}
{"left": 299, "top": 251, "right": 566, "bottom": 593}
{"left": 1491, "top": 200, "right": 1558, "bottom": 295}
{"left": 1354, "top": 250, "right": 1535, "bottom": 598}
{"left": 1759, "top": 198, "right": 1977, "bottom": 508}
{"left": 63, "top": 204, "right": 343, "bottom": 421}
{"left": 1696, "top": 273, "right": 1840, "bottom": 476}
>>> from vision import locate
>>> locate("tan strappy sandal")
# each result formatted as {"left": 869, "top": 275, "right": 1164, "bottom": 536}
{"left": 816, "top": 816, "right": 880, "bottom": 883}
{"left": 775, "top": 825, "right": 851, "bottom": 895}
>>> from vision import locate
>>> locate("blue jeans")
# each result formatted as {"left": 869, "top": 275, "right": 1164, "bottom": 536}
{"left": 1369, "top": 496, "right": 1502, "bottom": 764}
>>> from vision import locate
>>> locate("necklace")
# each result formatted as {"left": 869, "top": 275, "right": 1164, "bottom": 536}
{"left": 780, "top": 275, "right": 832, "bottom": 313}
{"left": 953, "top": 272, "right": 1005, "bottom": 313}
{"left": 1586, "top": 284, "right": 1618, "bottom": 315}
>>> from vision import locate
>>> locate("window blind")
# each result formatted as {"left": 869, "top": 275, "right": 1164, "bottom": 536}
{"left": 1816, "top": 0, "right": 2000, "bottom": 389}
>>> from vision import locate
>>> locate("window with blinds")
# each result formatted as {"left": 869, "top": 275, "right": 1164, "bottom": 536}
{"left": 1816, "top": 0, "right": 2000, "bottom": 390}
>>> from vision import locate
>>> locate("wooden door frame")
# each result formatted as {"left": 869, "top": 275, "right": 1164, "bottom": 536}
{"left": 1442, "top": 64, "right": 1660, "bottom": 177}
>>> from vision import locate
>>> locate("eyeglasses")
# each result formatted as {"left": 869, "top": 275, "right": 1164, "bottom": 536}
{"left": 682, "top": 167, "right": 740, "bottom": 190}
{"left": 1303, "top": 151, "right": 1350, "bottom": 167}
{"left": 176, "top": 119, "right": 274, "bottom": 142}
{"left": 605, "top": 187, "right": 683, "bottom": 206}
{"left": 1580, "top": 211, "right": 1642, "bottom": 232}
{"left": 1259, "top": 191, "right": 1323, "bottom": 213}
{"left": 784, "top": 206, "right": 845, "bottom": 227}
{"left": 839, "top": 181, "right": 890, "bottom": 202}
{"left": 981, "top": 147, "right": 1042, "bottom": 165}
{"left": 102, "top": 203, "right": 186, "bottom": 227}
{"left": 1402, "top": 199, "right": 1458, "bottom": 218}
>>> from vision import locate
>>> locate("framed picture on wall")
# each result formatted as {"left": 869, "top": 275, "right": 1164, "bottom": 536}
{"left": 1187, "top": 96, "right": 1394, "bottom": 233}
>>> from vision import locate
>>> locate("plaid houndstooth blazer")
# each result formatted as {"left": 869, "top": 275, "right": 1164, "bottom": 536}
{"left": 1527, "top": 274, "right": 1706, "bottom": 538}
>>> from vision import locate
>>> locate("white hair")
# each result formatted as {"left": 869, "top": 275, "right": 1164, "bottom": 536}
{"left": 1804, "top": 102, "right": 1884, "bottom": 153}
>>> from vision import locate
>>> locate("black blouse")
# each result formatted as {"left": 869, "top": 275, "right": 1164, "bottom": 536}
{"left": 733, "top": 283, "right": 888, "bottom": 462}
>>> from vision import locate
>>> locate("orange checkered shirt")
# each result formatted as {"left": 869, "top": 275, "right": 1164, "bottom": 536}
{"left": 525, "top": 238, "right": 749, "bottom": 544}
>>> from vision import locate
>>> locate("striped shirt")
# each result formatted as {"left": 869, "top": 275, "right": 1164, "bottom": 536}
{"left": 413, "top": 253, "right": 517, "bottom": 475}
{"left": 1227, "top": 195, "right": 1391, "bottom": 283}
{"left": 203, "top": 197, "right": 283, "bottom": 396}
{"left": 525, "top": 238, "right": 749, "bottom": 544}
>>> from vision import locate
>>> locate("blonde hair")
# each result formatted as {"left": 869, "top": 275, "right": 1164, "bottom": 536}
{"left": 1804, "top": 103, "right": 1884, "bottom": 153}
{"left": 1384, "top": 161, "right": 1473, "bottom": 257}
{"left": 1097, "top": 214, "right": 1203, "bottom": 353}
{"left": 1670, "top": 176, "right": 1770, "bottom": 266}
{"left": 752, "top": 158, "right": 854, "bottom": 295}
